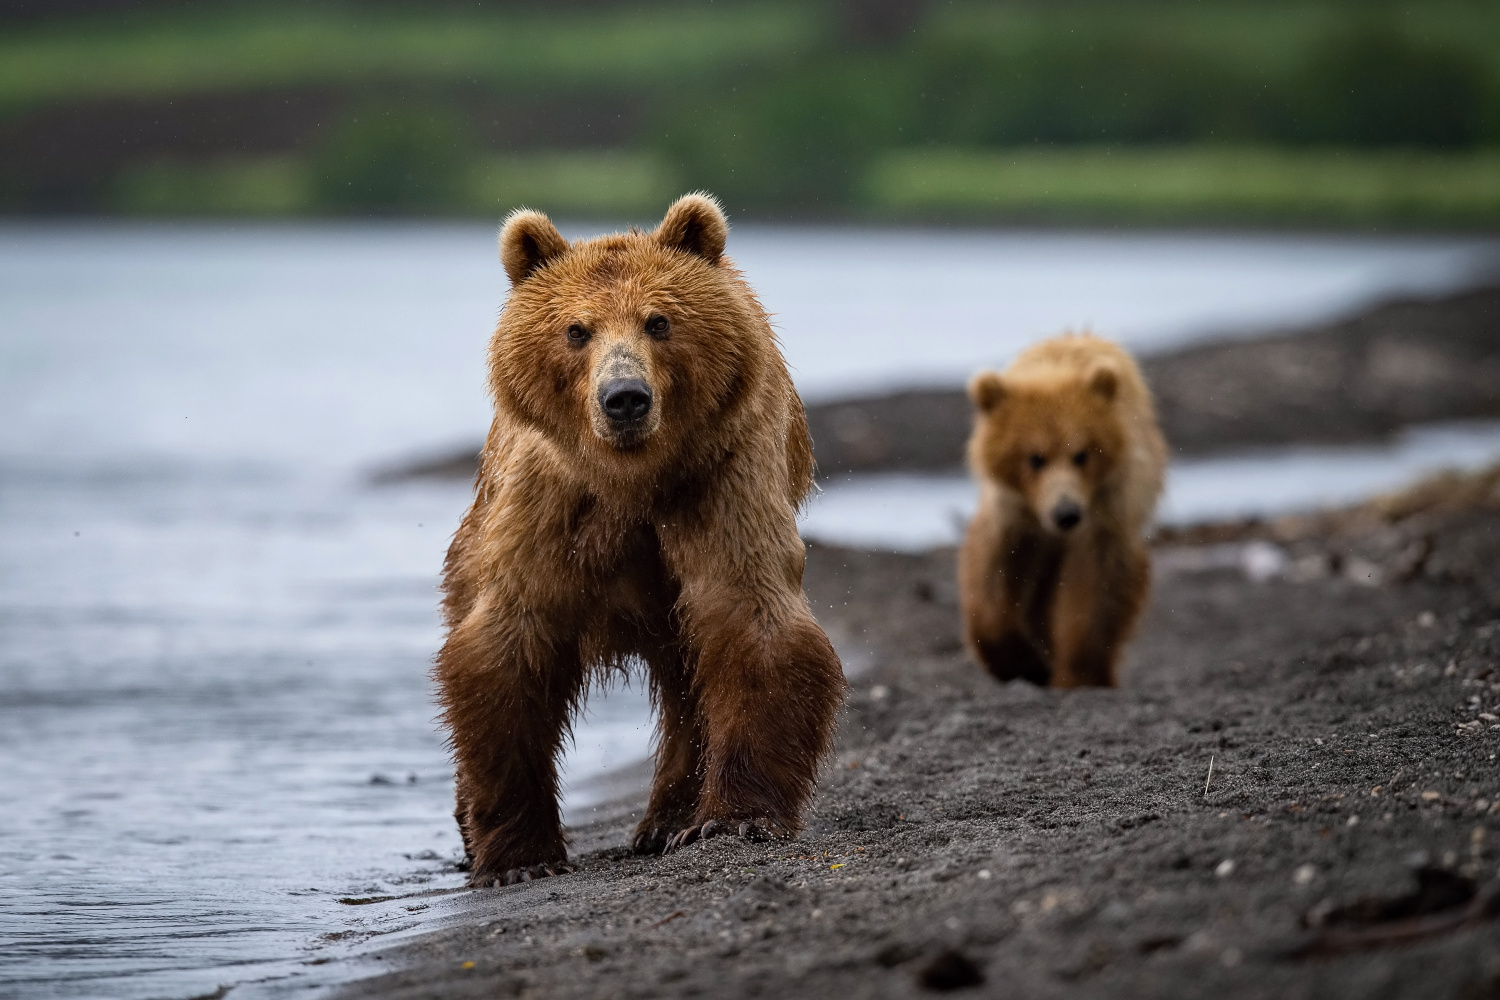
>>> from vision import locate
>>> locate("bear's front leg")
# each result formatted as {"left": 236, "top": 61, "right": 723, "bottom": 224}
{"left": 436, "top": 592, "right": 584, "bottom": 886}
{"left": 1050, "top": 534, "right": 1149, "bottom": 688}
{"left": 960, "top": 517, "right": 1057, "bottom": 686}
{"left": 649, "top": 445, "right": 849, "bottom": 854}
{"left": 667, "top": 594, "right": 843, "bottom": 852}
{"left": 971, "top": 626, "right": 1052, "bottom": 686}
{"left": 657, "top": 506, "right": 845, "bottom": 853}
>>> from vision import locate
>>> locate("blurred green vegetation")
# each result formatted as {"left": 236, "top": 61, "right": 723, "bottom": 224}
{"left": 866, "top": 147, "right": 1500, "bottom": 227}
{"left": 111, "top": 158, "right": 312, "bottom": 215}
{"left": 310, "top": 102, "right": 480, "bottom": 212}
{"left": 3, "top": 0, "right": 1499, "bottom": 226}
{"left": 468, "top": 152, "right": 681, "bottom": 218}
{"left": 112, "top": 150, "right": 682, "bottom": 217}
{"left": 0, "top": 4, "right": 818, "bottom": 103}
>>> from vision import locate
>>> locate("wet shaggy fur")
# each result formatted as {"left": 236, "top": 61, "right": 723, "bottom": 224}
{"left": 959, "top": 335, "right": 1167, "bottom": 688}
{"left": 436, "top": 194, "right": 845, "bottom": 887}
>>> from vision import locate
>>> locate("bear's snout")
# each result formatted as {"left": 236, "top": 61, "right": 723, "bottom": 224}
{"left": 588, "top": 345, "right": 661, "bottom": 448}
{"left": 599, "top": 378, "right": 653, "bottom": 426}
{"left": 1051, "top": 499, "right": 1083, "bottom": 532}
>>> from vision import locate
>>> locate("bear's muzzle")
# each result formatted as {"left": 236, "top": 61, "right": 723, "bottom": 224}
{"left": 589, "top": 345, "right": 661, "bottom": 448}
{"left": 599, "top": 378, "right": 653, "bottom": 426}
{"left": 1051, "top": 498, "right": 1083, "bottom": 532}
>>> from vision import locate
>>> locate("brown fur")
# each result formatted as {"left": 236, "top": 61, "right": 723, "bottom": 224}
{"left": 959, "top": 334, "right": 1167, "bottom": 688}
{"left": 436, "top": 194, "right": 844, "bottom": 886}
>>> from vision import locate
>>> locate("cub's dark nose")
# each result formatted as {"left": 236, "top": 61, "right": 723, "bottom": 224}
{"left": 1052, "top": 500, "right": 1082, "bottom": 532}
{"left": 600, "top": 378, "right": 653, "bottom": 425}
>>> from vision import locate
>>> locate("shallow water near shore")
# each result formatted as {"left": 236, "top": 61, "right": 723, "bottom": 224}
{"left": 1, "top": 223, "right": 1497, "bottom": 999}
{"left": 0, "top": 462, "right": 655, "bottom": 1000}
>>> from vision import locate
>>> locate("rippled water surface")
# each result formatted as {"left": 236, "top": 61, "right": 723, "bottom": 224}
{"left": 1, "top": 223, "right": 1495, "bottom": 998}
{"left": 0, "top": 462, "right": 653, "bottom": 999}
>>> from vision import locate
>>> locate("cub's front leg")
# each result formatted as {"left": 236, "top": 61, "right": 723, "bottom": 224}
{"left": 959, "top": 512, "right": 1054, "bottom": 686}
{"left": 1049, "top": 533, "right": 1149, "bottom": 688}
{"left": 436, "top": 590, "right": 585, "bottom": 886}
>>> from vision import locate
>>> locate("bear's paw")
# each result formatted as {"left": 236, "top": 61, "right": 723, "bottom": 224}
{"left": 661, "top": 816, "right": 793, "bottom": 855}
{"left": 480, "top": 861, "right": 577, "bottom": 889}
{"left": 629, "top": 824, "right": 677, "bottom": 856}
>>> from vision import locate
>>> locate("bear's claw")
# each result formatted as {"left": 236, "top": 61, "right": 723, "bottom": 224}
{"left": 487, "top": 862, "right": 575, "bottom": 888}
{"left": 631, "top": 827, "right": 674, "bottom": 855}
{"left": 661, "top": 817, "right": 788, "bottom": 855}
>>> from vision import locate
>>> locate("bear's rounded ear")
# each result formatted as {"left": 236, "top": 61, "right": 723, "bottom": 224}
{"left": 1087, "top": 364, "right": 1119, "bottom": 402}
{"left": 968, "top": 371, "right": 1007, "bottom": 413}
{"left": 655, "top": 192, "right": 728, "bottom": 265}
{"left": 499, "top": 208, "right": 570, "bottom": 286}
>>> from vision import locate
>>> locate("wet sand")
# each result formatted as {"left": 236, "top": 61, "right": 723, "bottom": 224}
{"left": 336, "top": 466, "right": 1500, "bottom": 999}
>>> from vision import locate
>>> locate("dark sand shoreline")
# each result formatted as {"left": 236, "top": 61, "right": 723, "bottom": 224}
{"left": 335, "top": 468, "right": 1500, "bottom": 999}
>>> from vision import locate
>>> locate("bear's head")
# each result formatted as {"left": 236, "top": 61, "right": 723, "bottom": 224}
{"left": 488, "top": 193, "right": 771, "bottom": 477}
{"left": 968, "top": 364, "right": 1125, "bottom": 535}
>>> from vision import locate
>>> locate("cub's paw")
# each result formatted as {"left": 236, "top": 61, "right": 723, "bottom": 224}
{"left": 662, "top": 817, "right": 792, "bottom": 855}
{"left": 473, "top": 862, "right": 576, "bottom": 889}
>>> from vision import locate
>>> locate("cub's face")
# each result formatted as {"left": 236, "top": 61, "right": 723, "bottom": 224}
{"left": 489, "top": 195, "right": 761, "bottom": 461}
{"left": 968, "top": 367, "right": 1124, "bottom": 535}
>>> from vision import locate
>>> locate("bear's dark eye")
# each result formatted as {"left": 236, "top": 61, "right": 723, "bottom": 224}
{"left": 1072, "top": 450, "right": 1089, "bottom": 467}
{"left": 645, "top": 314, "right": 670, "bottom": 339}
{"left": 566, "top": 323, "right": 590, "bottom": 345}
{"left": 1028, "top": 454, "right": 1046, "bottom": 471}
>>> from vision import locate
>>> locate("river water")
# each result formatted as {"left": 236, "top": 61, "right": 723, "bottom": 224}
{"left": 1, "top": 223, "right": 1496, "bottom": 999}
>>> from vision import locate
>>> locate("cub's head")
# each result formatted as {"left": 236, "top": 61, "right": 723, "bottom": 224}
{"left": 967, "top": 364, "right": 1125, "bottom": 535}
{"left": 489, "top": 193, "right": 765, "bottom": 465}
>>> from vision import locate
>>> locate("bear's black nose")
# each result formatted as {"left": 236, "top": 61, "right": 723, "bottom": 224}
{"left": 1052, "top": 500, "right": 1082, "bottom": 532}
{"left": 600, "top": 378, "right": 653, "bottom": 425}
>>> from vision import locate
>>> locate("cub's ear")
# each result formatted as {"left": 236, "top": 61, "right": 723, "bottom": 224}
{"left": 499, "top": 208, "right": 570, "bottom": 285}
{"left": 968, "top": 371, "right": 1007, "bottom": 413}
{"left": 655, "top": 192, "right": 728, "bottom": 264}
{"left": 1088, "top": 364, "right": 1118, "bottom": 402}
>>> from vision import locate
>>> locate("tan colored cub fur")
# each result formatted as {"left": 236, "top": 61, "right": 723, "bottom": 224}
{"left": 959, "top": 334, "right": 1166, "bottom": 688}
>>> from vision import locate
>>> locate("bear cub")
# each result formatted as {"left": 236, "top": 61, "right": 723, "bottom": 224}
{"left": 436, "top": 194, "right": 845, "bottom": 887}
{"left": 959, "top": 334, "right": 1166, "bottom": 688}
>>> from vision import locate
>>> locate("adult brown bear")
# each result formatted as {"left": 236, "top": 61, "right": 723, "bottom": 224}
{"left": 437, "top": 194, "right": 845, "bottom": 887}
